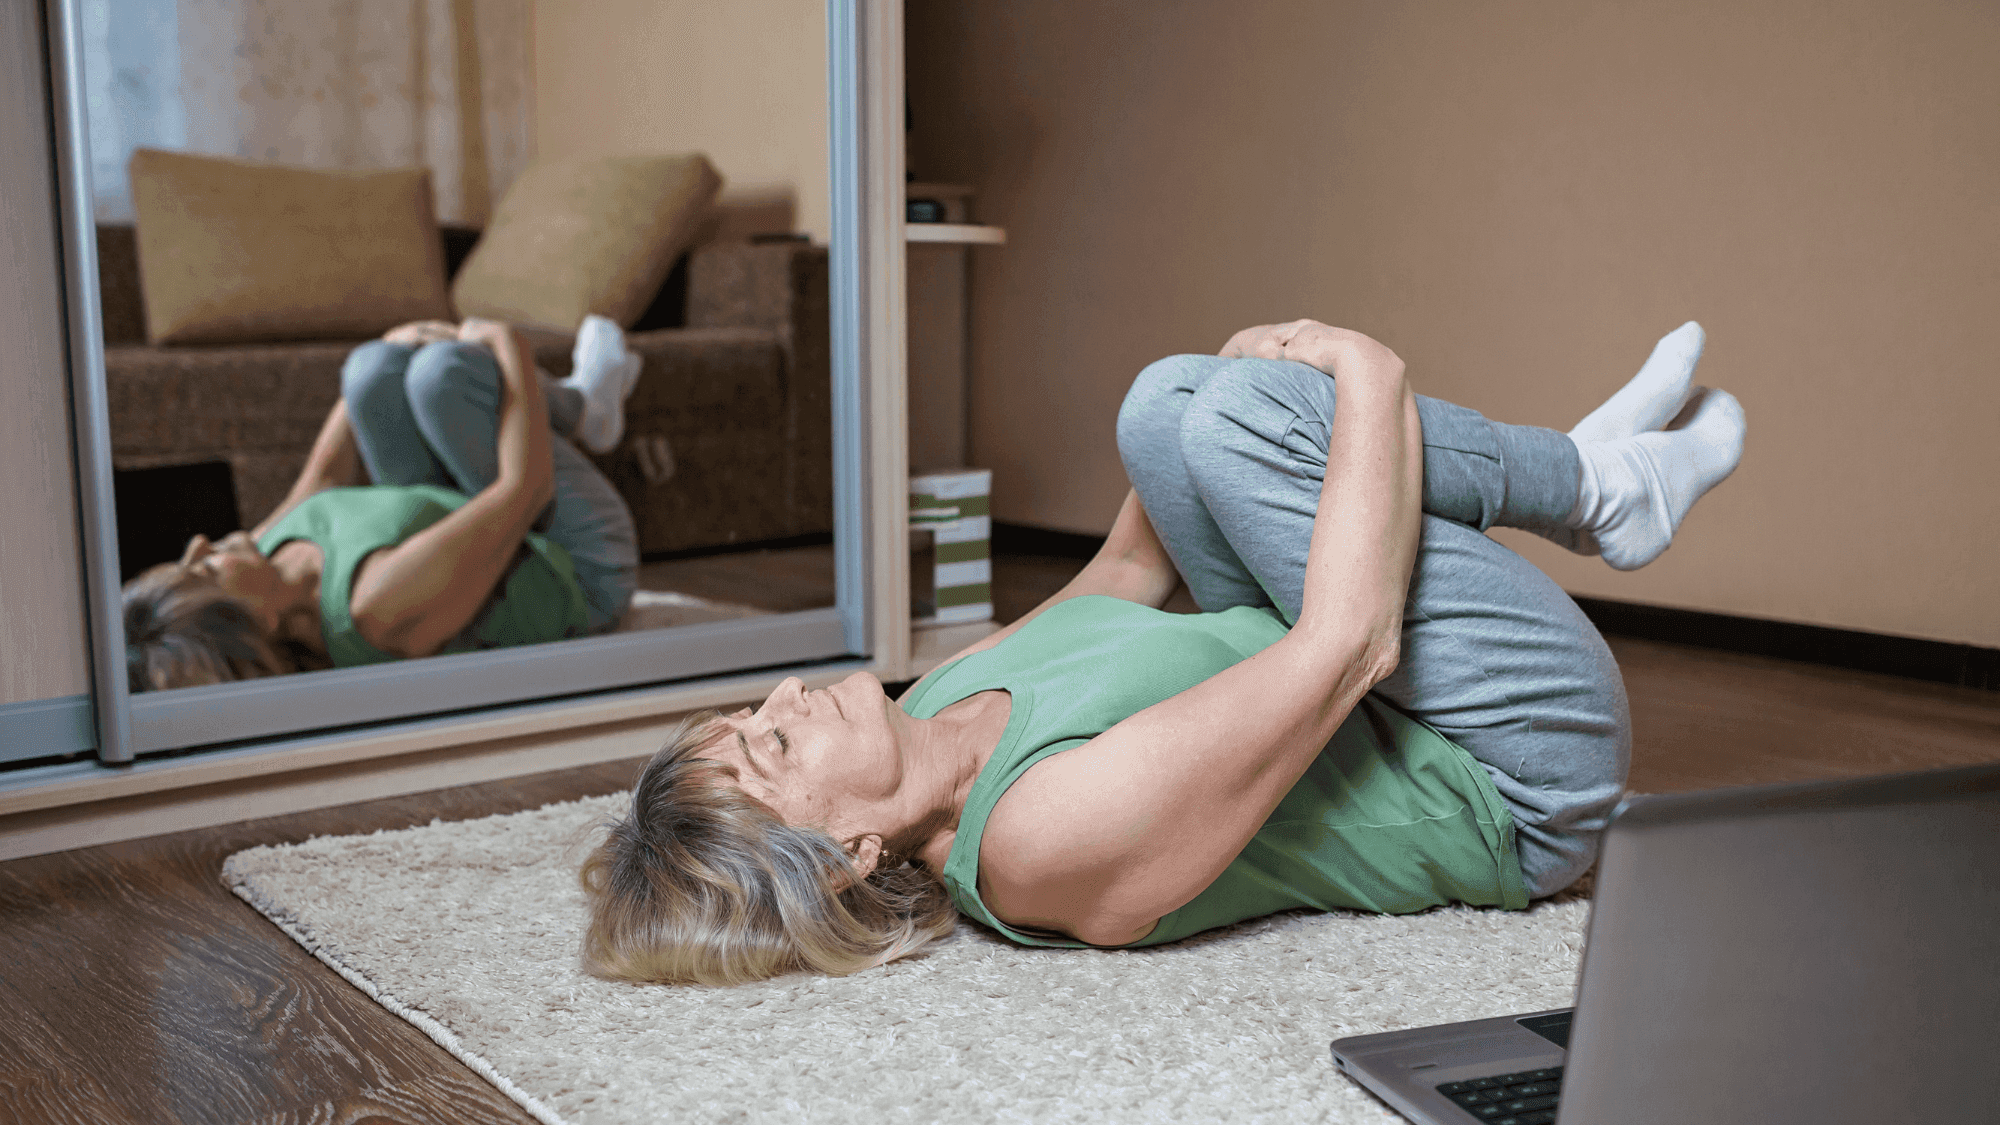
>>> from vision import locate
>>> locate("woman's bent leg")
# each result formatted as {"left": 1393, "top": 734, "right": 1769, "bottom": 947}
{"left": 1119, "top": 355, "right": 1583, "bottom": 609}
{"left": 1373, "top": 517, "right": 1628, "bottom": 895}
{"left": 545, "top": 437, "right": 639, "bottom": 632}
{"left": 402, "top": 343, "right": 637, "bottom": 632}
{"left": 1116, "top": 354, "right": 1270, "bottom": 611}
{"left": 341, "top": 340, "right": 451, "bottom": 487}
{"left": 1171, "top": 358, "right": 1628, "bottom": 896}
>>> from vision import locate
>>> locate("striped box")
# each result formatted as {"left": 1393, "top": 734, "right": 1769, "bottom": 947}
{"left": 909, "top": 468, "right": 993, "bottom": 627}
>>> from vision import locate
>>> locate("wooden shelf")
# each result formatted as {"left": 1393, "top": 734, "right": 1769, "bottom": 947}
{"left": 906, "top": 223, "right": 1006, "bottom": 245}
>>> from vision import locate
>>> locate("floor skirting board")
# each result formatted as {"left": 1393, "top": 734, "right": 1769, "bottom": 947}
{"left": 991, "top": 522, "right": 2000, "bottom": 693}
{"left": 1568, "top": 598, "right": 2000, "bottom": 692}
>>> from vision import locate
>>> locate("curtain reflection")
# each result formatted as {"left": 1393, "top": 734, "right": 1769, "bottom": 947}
{"left": 83, "top": 0, "right": 530, "bottom": 223}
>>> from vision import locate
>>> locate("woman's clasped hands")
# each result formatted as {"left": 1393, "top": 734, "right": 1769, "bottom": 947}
{"left": 381, "top": 319, "right": 460, "bottom": 347}
{"left": 380, "top": 317, "right": 523, "bottom": 354}
{"left": 1218, "top": 318, "right": 1405, "bottom": 382}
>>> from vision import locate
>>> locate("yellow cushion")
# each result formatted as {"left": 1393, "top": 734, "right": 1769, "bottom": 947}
{"left": 127, "top": 149, "right": 452, "bottom": 345}
{"left": 450, "top": 153, "right": 723, "bottom": 332}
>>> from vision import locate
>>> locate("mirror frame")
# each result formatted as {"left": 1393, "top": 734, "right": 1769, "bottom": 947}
{"left": 46, "top": 0, "right": 904, "bottom": 763}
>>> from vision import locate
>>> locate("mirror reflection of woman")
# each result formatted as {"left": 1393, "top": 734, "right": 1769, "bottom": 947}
{"left": 122, "top": 316, "right": 643, "bottom": 691}
{"left": 580, "top": 319, "right": 1745, "bottom": 986}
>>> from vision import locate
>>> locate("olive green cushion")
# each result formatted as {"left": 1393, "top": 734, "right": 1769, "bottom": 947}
{"left": 450, "top": 153, "right": 722, "bottom": 332}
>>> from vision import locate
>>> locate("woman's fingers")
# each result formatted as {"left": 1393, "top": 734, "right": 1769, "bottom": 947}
{"left": 1224, "top": 320, "right": 1404, "bottom": 378}
{"left": 1219, "top": 324, "right": 1277, "bottom": 357}
{"left": 1280, "top": 323, "right": 1404, "bottom": 379}
{"left": 456, "top": 317, "right": 516, "bottom": 350}
{"left": 384, "top": 319, "right": 462, "bottom": 346}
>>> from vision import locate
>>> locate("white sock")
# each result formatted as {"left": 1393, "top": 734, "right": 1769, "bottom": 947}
{"left": 1539, "top": 321, "right": 1707, "bottom": 557}
{"left": 1565, "top": 388, "right": 1746, "bottom": 570}
{"left": 564, "top": 314, "right": 643, "bottom": 454}
{"left": 1568, "top": 321, "right": 1704, "bottom": 445}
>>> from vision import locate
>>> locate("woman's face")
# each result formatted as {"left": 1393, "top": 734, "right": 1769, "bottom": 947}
{"left": 697, "top": 672, "right": 905, "bottom": 842}
{"left": 180, "top": 531, "right": 283, "bottom": 629}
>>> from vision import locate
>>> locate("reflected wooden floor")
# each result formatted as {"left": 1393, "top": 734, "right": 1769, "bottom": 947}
{"left": 2, "top": 550, "right": 1995, "bottom": 1123}
{"left": 635, "top": 544, "right": 836, "bottom": 615}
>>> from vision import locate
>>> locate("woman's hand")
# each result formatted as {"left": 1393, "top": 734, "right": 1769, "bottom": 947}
{"left": 1219, "top": 320, "right": 1404, "bottom": 381}
{"left": 457, "top": 318, "right": 538, "bottom": 395}
{"left": 382, "top": 320, "right": 459, "bottom": 347}
{"left": 1276, "top": 320, "right": 1406, "bottom": 384}
{"left": 1219, "top": 323, "right": 1286, "bottom": 358}
{"left": 455, "top": 317, "right": 519, "bottom": 353}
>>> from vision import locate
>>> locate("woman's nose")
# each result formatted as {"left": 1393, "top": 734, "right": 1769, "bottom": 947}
{"left": 757, "top": 677, "right": 807, "bottom": 719}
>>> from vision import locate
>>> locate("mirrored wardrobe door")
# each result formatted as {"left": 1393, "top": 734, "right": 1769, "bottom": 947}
{"left": 52, "top": 0, "right": 870, "bottom": 759}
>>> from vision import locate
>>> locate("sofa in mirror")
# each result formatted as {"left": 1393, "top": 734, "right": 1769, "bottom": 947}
{"left": 62, "top": 0, "right": 864, "bottom": 756}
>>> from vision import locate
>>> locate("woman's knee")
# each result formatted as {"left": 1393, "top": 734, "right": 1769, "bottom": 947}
{"left": 1176, "top": 358, "right": 1335, "bottom": 486}
{"left": 403, "top": 341, "right": 501, "bottom": 415}
{"left": 340, "top": 340, "right": 415, "bottom": 408}
{"left": 1116, "top": 354, "right": 1232, "bottom": 463}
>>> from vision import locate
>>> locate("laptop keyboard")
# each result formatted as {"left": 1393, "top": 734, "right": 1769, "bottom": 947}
{"left": 1436, "top": 1066, "right": 1563, "bottom": 1124}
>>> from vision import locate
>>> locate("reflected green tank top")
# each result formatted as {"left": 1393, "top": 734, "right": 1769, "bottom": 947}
{"left": 899, "top": 596, "right": 1528, "bottom": 948}
{"left": 258, "top": 485, "right": 590, "bottom": 668}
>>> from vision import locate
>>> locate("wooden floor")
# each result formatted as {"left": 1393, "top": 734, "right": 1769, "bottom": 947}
{"left": 635, "top": 544, "right": 836, "bottom": 615}
{"left": 3, "top": 551, "right": 1996, "bottom": 1124}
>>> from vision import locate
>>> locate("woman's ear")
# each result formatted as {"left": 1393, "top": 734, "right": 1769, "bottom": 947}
{"left": 833, "top": 834, "right": 883, "bottom": 891}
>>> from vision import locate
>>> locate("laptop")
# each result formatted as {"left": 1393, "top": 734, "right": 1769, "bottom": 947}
{"left": 1330, "top": 762, "right": 2000, "bottom": 1125}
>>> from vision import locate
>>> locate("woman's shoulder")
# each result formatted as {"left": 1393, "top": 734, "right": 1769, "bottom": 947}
{"left": 260, "top": 484, "right": 465, "bottom": 547}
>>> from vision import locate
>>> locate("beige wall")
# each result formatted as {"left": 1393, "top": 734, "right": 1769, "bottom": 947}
{"left": 532, "top": 0, "right": 830, "bottom": 242}
{"left": 909, "top": 0, "right": 2000, "bottom": 647}
{"left": 1, "top": 0, "right": 93, "bottom": 706}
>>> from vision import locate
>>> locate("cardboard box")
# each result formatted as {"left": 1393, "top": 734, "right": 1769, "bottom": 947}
{"left": 909, "top": 468, "right": 992, "bottom": 627}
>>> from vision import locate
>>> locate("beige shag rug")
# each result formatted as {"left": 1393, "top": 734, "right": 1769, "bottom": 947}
{"left": 223, "top": 795, "right": 1589, "bottom": 1125}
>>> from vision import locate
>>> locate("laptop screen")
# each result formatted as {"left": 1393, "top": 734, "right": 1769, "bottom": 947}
{"left": 1559, "top": 765, "right": 2000, "bottom": 1125}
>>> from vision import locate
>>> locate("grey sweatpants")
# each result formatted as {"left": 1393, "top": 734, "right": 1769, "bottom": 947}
{"left": 1118, "top": 355, "right": 1630, "bottom": 897}
{"left": 340, "top": 340, "right": 639, "bottom": 633}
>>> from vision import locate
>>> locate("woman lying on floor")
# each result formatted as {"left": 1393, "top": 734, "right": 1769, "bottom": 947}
{"left": 581, "top": 319, "right": 1744, "bottom": 985}
{"left": 121, "top": 316, "right": 643, "bottom": 691}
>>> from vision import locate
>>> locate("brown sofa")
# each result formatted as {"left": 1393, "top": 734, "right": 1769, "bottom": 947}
{"left": 96, "top": 223, "right": 832, "bottom": 564}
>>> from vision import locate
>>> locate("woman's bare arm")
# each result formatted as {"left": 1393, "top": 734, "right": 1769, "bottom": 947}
{"left": 979, "top": 323, "right": 1424, "bottom": 946}
{"left": 251, "top": 400, "right": 368, "bottom": 539}
{"left": 347, "top": 320, "right": 554, "bottom": 658}
{"left": 898, "top": 489, "right": 1180, "bottom": 701}
{"left": 251, "top": 321, "right": 462, "bottom": 539}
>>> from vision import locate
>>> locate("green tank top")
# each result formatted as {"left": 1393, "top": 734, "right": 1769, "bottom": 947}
{"left": 900, "top": 596, "right": 1528, "bottom": 948}
{"left": 257, "top": 485, "right": 590, "bottom": 668}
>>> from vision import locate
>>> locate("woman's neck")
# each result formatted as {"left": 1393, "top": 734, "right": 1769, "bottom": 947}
{"left": 267, "top": 540, "right": 327, "bottom": 655}
{"left": 904, "top": 689, "right": 1012, "bottom": 873}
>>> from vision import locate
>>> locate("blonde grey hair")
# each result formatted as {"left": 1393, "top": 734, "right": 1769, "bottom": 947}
{"left": 578, "top": 709, "right": 959, "bottom": 985}
{"left": 121, "top": 562, "right": 296, "bottom": 692}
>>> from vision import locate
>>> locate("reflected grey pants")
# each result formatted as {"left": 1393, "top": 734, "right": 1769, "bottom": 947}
{"left": 1117, "top": 355, "right": 1630, "bottom": 897}
{"left": 340, "top": 340, "right": 638, "bottom": 632}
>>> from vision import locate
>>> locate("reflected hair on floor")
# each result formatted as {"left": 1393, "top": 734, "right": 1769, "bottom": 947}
{"left": 121, "top": 562, "right": 295, "bottom": 692}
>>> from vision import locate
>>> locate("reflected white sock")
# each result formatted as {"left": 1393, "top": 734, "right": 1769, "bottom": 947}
{"left": 1566, "top": 388, "right": 1746, "bottom": 570}
{"left": 564, "top": 314, "right": 643, "bottom": 454}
